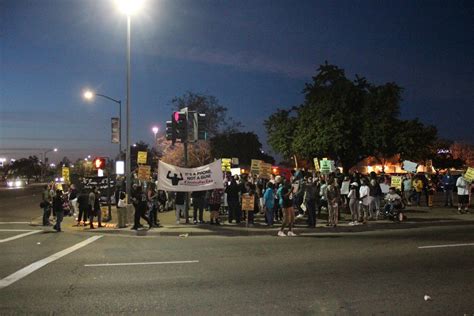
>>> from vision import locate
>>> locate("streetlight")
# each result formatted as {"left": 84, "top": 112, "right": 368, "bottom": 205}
{"left": 41, "top": 148, "right": 58, "bottom": 181}
{"left": 115, "top": 0, "right": 144, "bottom": 202}
{"left": 83, "top": 89, "right": 122, "bottom": 155}
{"left": 152, "top": 126, "right": 159, "bottom": 140}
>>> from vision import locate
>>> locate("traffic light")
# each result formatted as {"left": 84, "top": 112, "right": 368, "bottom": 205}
{"left": 165, "top": 120, "right": 176, "bottom": 144}
{"left": 93, "top": 157, "right": 106, "bottom": 170}
{"left": 197, "top": 113, "right": 207, "bottom": 140}
{"left": 173, "top": 111, "right": 187, "bottom": 141}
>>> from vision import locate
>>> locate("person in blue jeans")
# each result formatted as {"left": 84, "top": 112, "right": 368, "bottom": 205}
{"left": 263, "top": 182, "right": 275, "bottom": 227}
{"left": 52, "top": 190, "right": 64, "bottom": 232}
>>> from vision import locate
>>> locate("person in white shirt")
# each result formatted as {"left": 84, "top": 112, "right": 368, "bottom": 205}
{"left": 456, "top": 174, "right": 471, "bottom": 213}
{"left": 359, "top": 179, "right": 370, "bottom": 223}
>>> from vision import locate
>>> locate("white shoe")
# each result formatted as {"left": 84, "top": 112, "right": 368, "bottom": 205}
{"left": 348, "top": 221, "right": 355, "bottom": 226}
{"left": 296, "top": 214, "right": 304, "bottom": 219}
{"left": 277, "top": 231, "right": 286, "bottom": 237}
{"left": 287, "top": 231, "right": 297, "bottom": 237}
{"left": 176, "top": 221, "right": 180, "bottom": 225}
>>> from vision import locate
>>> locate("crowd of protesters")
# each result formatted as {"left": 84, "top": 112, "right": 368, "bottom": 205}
{"left": 41, "top": 167, "right": 473, "bottom": 235}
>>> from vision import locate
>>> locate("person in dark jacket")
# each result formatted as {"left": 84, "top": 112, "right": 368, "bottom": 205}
{"left": 131, "top": 185, "right": 152, "bottom": 230}
{"left": 75, "top": 190, "right": 89, "bottom": 226}
{"left": 52, "top": 190, "right": 64, "bottom": 232}
{"left": 191, "top": 190, "right": 206, "bottom": 224}
{"left": 441, "top": 171, "right": 455, "bottom": 207}
{"left": 225, "top": 177, "right": 242, "bottom": 224}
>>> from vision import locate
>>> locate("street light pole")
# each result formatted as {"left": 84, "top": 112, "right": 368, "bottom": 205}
{"left": 125, "top": 14, "right": 132, "bottom": 203}
{"left": 83, "top": 92, "right": 122, "bottom": 157}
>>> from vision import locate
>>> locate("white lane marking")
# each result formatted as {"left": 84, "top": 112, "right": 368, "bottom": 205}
{"left": 0, "top": 235, "right": 103, "bottom": 289}
{"left": 0, "top": 222, "right": 30, "bottom": 225}
{"left": 0, "top": 230, "right": 41, "bottom": 243}
{"left": 84, "top": 260, "right": 199, "bottom": 267}
{"left": 0, "top": 229, "right": 35, "bottom": 232}
{"left": 418, "top": 242, "right": 474, "bottom": 249}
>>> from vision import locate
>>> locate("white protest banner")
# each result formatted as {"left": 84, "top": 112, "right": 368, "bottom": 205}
{"left": 230, "top": 168, "right": 241, "bottom": 176}
{"left": 157, "top": 160, "right": 224, "bottom": 192}
{"left": 402, "top": 160, "right": 418, "bottom": 173}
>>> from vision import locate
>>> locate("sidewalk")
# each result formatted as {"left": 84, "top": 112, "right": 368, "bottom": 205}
{"left": 32, "top": 203, "right": 474, "bottom": 237}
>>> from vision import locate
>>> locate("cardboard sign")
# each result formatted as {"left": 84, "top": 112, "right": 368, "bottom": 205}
{"left": 241, "top": 193, "right": 255, "bottom": 211}
{"left": 313, "top": 158, "right": 320, "bottom": 172}
{"left": 320, "top": 158, "right": 331, "bottom": 174}
{"left": 250, "top": 159, "right": 262, "bottom": 175}
{"left": 259, "top": 162, "right": 272, "bottom": 179}
{"left": 137, "top": 151, "right": 147, "bottom": 165}
{"left": 137, "top": 165, "right": 151, "bottom": 181}
{"left": 402, "top": 160, "right": 418, "bottom": 173}
{"left": 391, "top": 176, "right": 402, "bottom": 190}
{"left": 230, "top": 168, "right": 241, "bottom": 176}
{"left": 62, "top": 167, "right": 70, "bottom": 184}
{"left": 221, "top": 158, "right": 232, "bottom": 172}
{"left": 464, "top": 167, "right": 474, "bottom": 183}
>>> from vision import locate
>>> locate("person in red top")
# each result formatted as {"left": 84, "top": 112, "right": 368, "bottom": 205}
{"left": 208, "top": 189, "right": 223, "bottom": 225}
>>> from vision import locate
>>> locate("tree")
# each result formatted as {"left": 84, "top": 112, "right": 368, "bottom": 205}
{"left": 450, "top": 142, "right": 474, "bottom": 167}
{"left": 160, "top": 139, "right": 213, "bottom": 168}
{"left": 171, "top": 91, "right": 242, "bottom": 138}
{"left": 8, "top": 156, "right": 41, "bottom": 181}
{"left": 210, "top": 132, "right": 274, "bottom": 165}
{"left": 394, "top": 119, "right": 438, "bottom": 162}
{"left": 265, "top": 62, "right": 438, "bottom": 171}
{"left": 264, "top": 109, "right": 298, "bottom": 163}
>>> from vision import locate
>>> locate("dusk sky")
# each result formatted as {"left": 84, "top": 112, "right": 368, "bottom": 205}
{"left": 1, "top": 0, "right": 473, "bottom": 163}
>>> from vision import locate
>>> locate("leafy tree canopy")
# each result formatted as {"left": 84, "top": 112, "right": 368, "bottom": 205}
{"left": 265, "top": 62, "right": 438, "bottom": 171}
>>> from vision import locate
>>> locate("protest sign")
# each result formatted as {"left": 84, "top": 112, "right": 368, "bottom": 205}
{"left": 137, "top": 165, "right": 151, "bottom": 181}
{"left": 230, "top": 168, "right": 241, "bottom": 176}
{"left": 259, "top": 162, "right": 272, "bottom": 179}
{"left": 313, "top": 158, "right": 320, "bottom": 172}
{"left": 157, "top": 160, "right": 224, "bottom": 192}
{"left": 62, "top": 167, "right": 70, "bottom": 184}
{"left": 221, "top": 158, "right": 232, "bottom": 172}
{"left": 137, "top": 151, "right": 147, "bottom": 165}
{"left": 320, "top": 158, "right": 331, "bottom": 174}
{"left": 250, "top": 159, "right": 262, "bottom": 175}
{"left": 391, "top": 176, "right": 402, "bottom": 190}
{"left": 402, "top": 160, "right": 418, "bottom": 173}
{"left": 464, "top": 167, "right": 474, "bottom": 182}
{"left": 241, "top": 194, "right": 255, "bottom": 211}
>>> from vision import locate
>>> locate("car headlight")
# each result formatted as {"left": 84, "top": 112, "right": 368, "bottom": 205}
{"left": 7, "top": 181, "right": 13, "bottom": 187}
{"left": 15, "top": 180, "right": 22, "bottom": 187}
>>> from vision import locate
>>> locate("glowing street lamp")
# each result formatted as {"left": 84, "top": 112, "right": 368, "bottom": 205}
{"left": 152, "top": 126, "right": 159, "bottom": 139}
{"left": 83, "top": 89, "right": 122, "bottom": 154}
{"left": 115, "top": 0, "right": 145, "bottom": 202}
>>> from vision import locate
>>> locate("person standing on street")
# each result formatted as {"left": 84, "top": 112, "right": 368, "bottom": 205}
{"left": 402, "top": 175, "right": 413, "bottom": 206}
{"left": 348, "top": 182, "right": 360, "bottom": 225}
{"left": 68, "top": 184, "right": 78, "bottom": 217}
{"left": 359, "top": 179, "right": 370, "bottom": 224}
{"left": 225, "top": 176, "right": 242, "bottom": 224}
{"left": 191, "top": 190, "right": 206, "bottom": 224}
{"left": 131, "top": 185, "right": 152, "bottom": 230}
{"left": 456, "top": 173, "right": 471, "bottom": 214}
{"left": 41, "top": 185, "right": 52, "bottom": 226}
{"left": 278, "top": 181, "right": 296, "bottom": 237}
{"left": 263, "top": 182, "right": 275, "bottom": 227}
{"left": 304, "top": 178, "right": 318, "bottom": 228}
{"left": 326, "top": 176, "right": 341, "bottom": 227}
{"left": 441, "top": 171, "right": 455, "bottom": 207}
{"left": 208, "top": 188, "right": 223, "bottom": 225}
{"left": 175, "top": 191, "right": 187, "bottom": 224}
{"left": 52, "top": 190, "right": 64, "bottom": 232}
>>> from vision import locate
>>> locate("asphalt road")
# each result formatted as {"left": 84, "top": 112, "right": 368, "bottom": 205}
{"left": 0, "top": 184, "right": 43, "bottom": 221}
{"left": 1, "top": 187, "right": 474, "bottom": 315}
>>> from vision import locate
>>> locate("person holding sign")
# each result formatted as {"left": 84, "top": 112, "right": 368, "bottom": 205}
{"left": 456, "top": 172, "right": 471, "bottom": 214}
{"left": 277, "top": 181, "right": 297, "bottom": 237}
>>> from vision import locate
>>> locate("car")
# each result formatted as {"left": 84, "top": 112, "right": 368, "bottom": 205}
{"left": 6, "top": 177, "right": 28, "bottom": 188}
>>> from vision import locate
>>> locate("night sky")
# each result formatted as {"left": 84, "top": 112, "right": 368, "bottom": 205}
{"left": 1, "top": 0, "right": 473, "bottom": 163}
